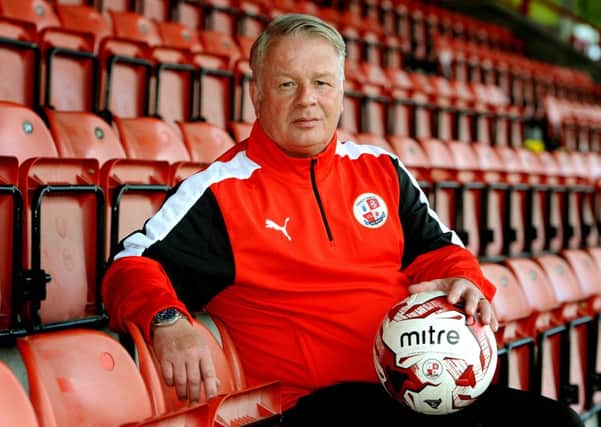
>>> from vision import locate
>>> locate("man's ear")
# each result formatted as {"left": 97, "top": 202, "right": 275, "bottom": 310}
{"left": 249, "top": 79, "right": 259, "bottom": 117}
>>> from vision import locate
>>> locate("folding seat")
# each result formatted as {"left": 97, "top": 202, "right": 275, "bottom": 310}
{"left": 532, "top": 254, "right": 593, "bottom": 414}
{"left": 44, "top": 109, "right": 172, "bottom": 259}
{"left": 514, "top": 147, "right": 556, "bottom": 254}
{"left": 228, "top": 120, "right": 253, "bottom": 144}
{"left": 561, "top": 249, "right": 601, "bottom": 413}
{"left": 98, "top": 36, "right": 153, "bottom": 120}
{"left": 98, "top": 0, "right": 136, "bottom": 13}
{"left": 0, "top": 0, "right": 60, "bottom": 31}
{"left": 386, "top": 135, "right": 431, "bottom": 200}
{"left": 450, "top": 141, "right": 507, "bottom": 259}
{"left": 0, "top": 360, "right": 39, "bottom": 426}
{"left": 194, "top": 30, "right": 239, "bottom": 128}
{"left": 198, "top": 0, "right": 239, "bottom": 36}
{"left": 480, "top": 263, "right": 535, "bottom": 392}
{"left": 237, "top": 1, "right": 268, "bottom": 38}
{"left": 0, "top": 157, "right": 22, "bottom": 337}
{"left": 140, "top": 0, "right": 172, "bottom": 21}
{"left": 156, "top": 20, "right": 202, "bottom": 52}
{"left": 0, "top": 102, "right": 105, "bottom": 332}
{"left": 114, "top": 116, "right": 192, "bottom": 163}
{"left": 0, "top": 0, "right": 99, "bottom": 113}
{"left": 537, "top": 150, "right": 571, "bottom": 251}
{"left": 17, "top": 328, "right": 155, "bottom": 426}
{"left": 358, "top": 62, "right": 391, "bottom": 137}
{"left": 177, "top": 121, "right": 236, "bottom": 164}
{"left": 108, "top": 11, "right": 197, "bottom": 125}
{"left": 353, "top": 133, "right": 395, "bottom": 155}
{"left": 418, "top": 138, "right": 466, "bottom": 248}
{"left": 0, "top": 17, "right": 40, "bottom": 109}
{"left": 124, "top": 319, "right": 282, "bottom": 424}
{"left": 55, "top": 4, "right": 113, "bottom": 52}
{"left": 504, "top": 257, "right": 575, "bottom": 407}
{"left": 175, "top": 0, "right": 205, "bottom": 31}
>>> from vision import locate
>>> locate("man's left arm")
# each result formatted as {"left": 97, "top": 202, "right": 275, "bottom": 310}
{"left": 390, "top": 156, "right": 497, "bottom": 329}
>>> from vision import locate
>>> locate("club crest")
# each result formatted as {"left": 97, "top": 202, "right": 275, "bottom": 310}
{"left": 353, "top": 193, "right": 388, "bottom": 228}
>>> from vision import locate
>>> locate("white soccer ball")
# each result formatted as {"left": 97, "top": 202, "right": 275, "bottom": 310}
{"left": 373, "top": 290, "right": 497, "bottom": 415}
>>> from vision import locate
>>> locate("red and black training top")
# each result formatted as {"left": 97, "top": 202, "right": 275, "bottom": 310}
{"left": 102, "top": 122, "right": 496, "bottom": 410}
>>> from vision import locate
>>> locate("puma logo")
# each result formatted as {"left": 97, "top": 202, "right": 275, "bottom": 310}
{"left": 265, "top": 217, "right": 291, "bottom": 241}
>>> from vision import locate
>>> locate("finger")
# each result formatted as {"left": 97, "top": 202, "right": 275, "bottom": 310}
{"left": 186, "top": 360, "right": 202, "bottom": 404}
{"left": 199, "top": 353, "right": 219, "bottom": 399}
{"left": 477, "top": 298, "right": 493, "bottom": 325}
{"left": 447, "top": 279, "right": 468, "bottom": 305}
{"left": 173, "top": 361, "right": 188, "bottom": 401}
{"left": 160, "top": 360, "right": 174, "bottom": 387}
{"left": 407, "top": 280, "right": 440, "bottom": 294}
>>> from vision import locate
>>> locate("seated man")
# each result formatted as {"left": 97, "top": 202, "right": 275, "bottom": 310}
{"left": 102, "top": 13, "right": 583, "bottom": 427}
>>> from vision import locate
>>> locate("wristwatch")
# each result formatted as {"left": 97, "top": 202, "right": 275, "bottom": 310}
{"left": 152, "top": 307, "right": 184, "bottom": 328}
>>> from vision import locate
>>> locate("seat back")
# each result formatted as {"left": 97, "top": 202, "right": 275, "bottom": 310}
{"left": 0, "top": 17, "right": 39, "bottom": 108}
{"left": 44, "top": 109, "right": 127, "bottom": 164}
{"left": 0, "top": 360, "right": 39, "bottom": 426}
{"left": 125, "top": 319, "right": 237, "bottom": 414}
{"left": 56, "top": 4, "right": 112, "bottom": 52}
{"left": 17, "top": 329, "right": 153, "bottom": 427}
{"left": 177, "top": 121, "right": 236, "bottom": 164}
{"left": 0, "top": 0, "right": 60, "bottom": 30}
{"left": 481, "top": 262, "right": 534, "bottom": 391}
{"left": 115, "top": 117, "right": 192, "bottom": 162}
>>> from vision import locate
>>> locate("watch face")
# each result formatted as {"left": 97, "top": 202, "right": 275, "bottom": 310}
{"left": 154, "top": 307, "right": 180, "bottom": 324}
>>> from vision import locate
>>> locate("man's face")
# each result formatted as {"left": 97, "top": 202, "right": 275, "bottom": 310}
{"left": 250, "top": 35, "right": 344, "bottom": 157}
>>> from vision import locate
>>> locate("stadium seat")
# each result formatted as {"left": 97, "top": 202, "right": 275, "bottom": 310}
{"left": 0, "top": 101, "right": 106, "bottom": 331}
{"left": 353, "top": 133, "right": 395, "bottom": 155}
{"left": 124, "top": 319, "right": 282, "bottom": 425}
{"left": 504, "top": 257, "right": 568, "bottom": 405}
{"left": 0, "top": 17, "right": 40, "bottom": 108}
{"left": 0, "top": 0, "right": 60, "bottom": 31}
{"left": 17, "top": 328, "right": 155, "bottom": 426}
{"left": 533, "top": 254, "right": 592, "bottom": 414}
{"left": 481, "top": 262, "right": 535, "bottom": 392}
{"left": 228, "top": 120, "right": 253, "bottom": 143}
{"left": 43, "top": 109, "right": 172, "bottom": 259}
{"left": 177, "top": 121, "right": 236, "bottom": 164}
{"left": 0, "top": 359, "right": 39, "bottom": 426}
{"left": 387, "top": 135, "right": 432, "bottom": 198}
{"left": 0, "top": 156, "right": 22, "bottom": 336}
{"left": 114, "top": 116, "right": 192, "bottom": 162}
{"left": 56, "top": 4, "right": 113, "bottom": 52}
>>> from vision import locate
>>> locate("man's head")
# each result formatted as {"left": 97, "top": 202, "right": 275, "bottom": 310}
{"left": 249, "top": 14, "right": 346, "bottom": 157}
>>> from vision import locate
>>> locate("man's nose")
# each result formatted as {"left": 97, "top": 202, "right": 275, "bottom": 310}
{"left": 296, "top": 83, "right": 317, "bottom": 105}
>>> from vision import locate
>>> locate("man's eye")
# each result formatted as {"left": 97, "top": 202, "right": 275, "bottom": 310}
{"left": 315, "top": 80, "right": 330, "bottom": 86}
{"left": 280, "top": 81, "right": 294, "bottom": 88}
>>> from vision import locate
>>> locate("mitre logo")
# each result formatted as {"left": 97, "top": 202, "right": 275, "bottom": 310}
{"left": 399, "top": 325, "right": 460, "bottom": 348}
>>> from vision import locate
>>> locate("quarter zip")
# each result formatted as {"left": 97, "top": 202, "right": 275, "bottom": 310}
{"left": 310, "top": 158, "right": 333, "bottom": 241}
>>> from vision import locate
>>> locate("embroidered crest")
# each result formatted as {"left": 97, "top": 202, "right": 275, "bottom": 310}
{"left": 353, "top": 193, "right": 388, "bottom": 228}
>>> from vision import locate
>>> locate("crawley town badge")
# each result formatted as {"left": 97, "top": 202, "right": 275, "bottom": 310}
{"left": 353, "top": 193, "right": 388, "bottom": 228}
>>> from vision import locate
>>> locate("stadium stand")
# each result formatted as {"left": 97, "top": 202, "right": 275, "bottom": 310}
{"left": 0, "top": 0, "right": 600, "bottom": 425}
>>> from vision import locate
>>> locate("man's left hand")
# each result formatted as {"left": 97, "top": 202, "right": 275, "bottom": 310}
{"left": 407, "top": 278, "right": 498, "bottom": 332}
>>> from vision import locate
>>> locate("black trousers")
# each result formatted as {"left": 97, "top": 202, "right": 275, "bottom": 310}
{"left": 279, "top": 382, "right": 584, "bottom": 427}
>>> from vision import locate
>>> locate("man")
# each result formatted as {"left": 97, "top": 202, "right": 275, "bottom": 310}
{"left": 102, "top": 14, "right": 583, "bottom": 426}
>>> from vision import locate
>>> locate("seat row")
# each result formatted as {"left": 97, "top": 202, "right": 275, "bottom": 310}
{"left": 0, "top": 315, "right": 281, "bottom": 426}
{"left": 346, "top": 132, "right": 601, "bottom": 260}
{"left": 483, "top": 248, "right": 601, "bottom": 420}
{"left": 0, "top": 101, "right": 242, "bottom": 338}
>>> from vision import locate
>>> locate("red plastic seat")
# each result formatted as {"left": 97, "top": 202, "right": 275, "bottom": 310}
{"left": 0, "top": 102, "right": 105, "bottom": 330}
{"left": 177, "top": 121, "right": 236, "bottom": 164}
{"left": 0, "top": 17, "right": 39, "bottom": 108}
{"left": 44, "top": 109, "right": 172, "bottom": 259}
{"left": 125, "top": 318, "right": 282, "bottom": 424}
{"left": 17, "top": 329, "right": 154, "bottom": 426}
{"left": 56, "top": 4, "right": 113, "bottom": 51}
{"left": 480, "top": 263, "right": 534, "bottom": 391}
{"left": 0, "top": 0, "right": 59, "bottom": 31}
{"left": 0, "top": 360, "right": 39, "bottom": 426}
{"left": 533, "top": 254, "right": 591, "bottom": 414}
{"left": 353, "top": 133, "right": 394, "bottom": 154}
{"left": 115, "top": 116, "right": 192, "bottom": 162}
{"left": 504, "top": 257, "right": 565, "bottom": 404}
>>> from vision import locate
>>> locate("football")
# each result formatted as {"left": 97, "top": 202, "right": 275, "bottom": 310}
{"left": 373, "top": 290, "right": 497, "bottom": 415}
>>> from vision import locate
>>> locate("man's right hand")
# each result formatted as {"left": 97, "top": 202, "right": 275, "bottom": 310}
{"left": 152, "top": 318, "right": 219, "bottom": 403}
